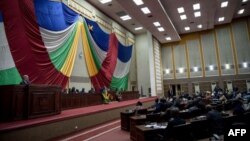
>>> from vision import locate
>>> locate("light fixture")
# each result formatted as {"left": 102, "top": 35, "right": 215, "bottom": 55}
{"left": 135, "top": 27, "right": 143, "bottom": 30}
{"left": 242, "top": 0, "right": 248, "bottom": 2}
{"left": 141, "top": 7, "right": 151, "bottom": 14}
{"left": 185, "top": 26, "right": 190, "bottom": 31}
{"left": 225, "top": 64, "right": 230, "bottom": 69}
{"left": 99, "top": 0, "right": 112, "bottom": 4}
{"left": 193, "top": 67, "right": 198, "bottom": 72}
{"left": 238, "top": 9, "right": 245, "bottom": 15}
{"left": 165, "top": 69, "right": 170, "bottom": 74}
{"left": 243, "top": 62, "right": 248, "bottom": 68}
{"left": 221, "top": 1, "right": 228, "bottom": 8}
{"left": 158, "top": 27, "right": 165, "bottom": 32}
{"left": 218, "top": 17, "right": 225, "bottom": 22}
{"left": 179, "top": 68, "right": 184, "bottom": 73}
{"left": 197, "top": 24, "right": 202, "bottom": 28}
{"left": 120, "top": 15, "right": 131, "bottom": 21}
{"left": 177, "top": 7, "right": 185, "bottom": 13}
{"left": 153, "top": 22, "right": 161, "bottom": 27}
{"left": 193, "top": 3, "right": 200, "bottom": 10}
{"left": 133, "top": 0, "right": 143, "bottom": 5}
{"left": 166, "top": 37, "right": 171, "bottom": 41}
{"left": 180, "top": 14, "right": 187, "bottom": 20}
{"left": 209, "top": 65, "right": 214, "bottom": 71}
{"left": 194, "top": 11, "right": 201, "bottom": 17}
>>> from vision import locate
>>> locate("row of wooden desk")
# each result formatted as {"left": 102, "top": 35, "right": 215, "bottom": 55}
{"left": 121, "top": 108, "right": 250, "bottom": 141}
{"left": 62, "top": 91, "right": 140, "bottom": 110}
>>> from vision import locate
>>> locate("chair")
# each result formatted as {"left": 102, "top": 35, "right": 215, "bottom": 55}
{"left": 191, "top": 119, "right": 210, "bottom": 140}
{"left": 171, "top": 123, "right": 193, "bottom": 141}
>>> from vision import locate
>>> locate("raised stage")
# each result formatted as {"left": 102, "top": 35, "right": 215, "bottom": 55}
{"left": 0, "top": 97, "right": 155, "bottom": 141}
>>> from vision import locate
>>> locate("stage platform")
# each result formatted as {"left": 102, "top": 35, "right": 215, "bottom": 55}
{"left": 0, "top": 97, "right": 155, "bottom": 141}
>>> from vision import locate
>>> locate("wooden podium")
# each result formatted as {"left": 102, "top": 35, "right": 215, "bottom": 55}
{"left": 0, "top": 85, "right": 61, "bottom": 121}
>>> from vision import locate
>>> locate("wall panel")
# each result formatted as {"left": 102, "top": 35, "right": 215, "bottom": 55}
{"left": 173, "top": 44, "right": 187, "bottom": 79}
{"left": 216, "top": 26, "right": 235, "bottom": 75}
{"left": 161, "top": 46, "right": 174, "bottom": 79}
{"left": 187, "top": 39, "right": 202, "bottom": 78}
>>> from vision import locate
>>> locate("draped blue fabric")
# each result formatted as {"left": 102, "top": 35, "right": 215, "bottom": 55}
{"left": 118, "top": 43, "right": 132, "bottom": 62}
{"left": 34, "top": 0, "right": 78, "bottom": 31}
{"left": 0, "top": 12, "right": 3, "bottom": 22}
{"left": 85, "top": 17, "right": 109, "bottom": 52}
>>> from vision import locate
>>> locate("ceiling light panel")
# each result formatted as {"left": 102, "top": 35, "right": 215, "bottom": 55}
{"left": 133, "top": 0, "right": 144, "bottom": 5}
{"left": 242, "top": 0, "right": 248, "bottom": 2}
{"left": 166, "top": 37, "right": 171, "bottom": 41}
{"left": 135, "top": 27, "right": 143, "bottom": 30}
{"left": 193, "top": 3, "right": 200, "bottom": 10}
{"left": 120, "top": 15, "right": 132, "bottom": 21}
{"left": 238, "top": 9, "right": 245, "bottom": 14}
{"left": 180, "top": 14, "right": 187, "bottom": 20}
{"left": 99, "top": 0, "right": 112, "bottom": 4}
{"left": 141, "top": 7, "right": 151, "bottom": 14}
{"left": 197, "top": 24, "right": 202, "bottom": 28}
{"left": 194, "top": 11, "right": 201, "bottom": 17}
{"left": 218, "top": 17, "right": 225, "bottom": 22}
{"left": 158, "top": 27, "right": 165, "bottom": 32}
{"left": 153, "top": 22, "right": 161, "bottom": 27}
{"left": 221, "top": 1, "right": 228, "bottom": 8}
{"left": 185, "top": 26, "right": 190, "bottom": 31}
{"left": 177, "top": 7, "right": 185, "bottom": 13}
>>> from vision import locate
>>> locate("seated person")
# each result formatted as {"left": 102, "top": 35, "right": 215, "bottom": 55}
{"left": 20, "top": 75, "right": 30, "bottom": 85}
{"left": 166, "top": 107, "right": 186, "bottom": 137}
{"left": 115, "top": 90, "right": 122, "bottom": 101}
{"left": 88, "top": 88, "right": 95, "bottom": 93}
{"left": 102, "top": 87, "right": 111, "bottom": 104}
{"left": 206, "top": 105, "right": 223, "bottom": 135}
{"left": 233, "top": 98, "right": 245, "bottom": 115}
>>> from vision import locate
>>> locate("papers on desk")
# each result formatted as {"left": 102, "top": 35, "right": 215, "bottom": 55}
{"left": 145, "top": 123, "right": 167, "bottom": 129}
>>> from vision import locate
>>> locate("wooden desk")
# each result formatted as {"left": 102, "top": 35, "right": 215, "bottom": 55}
{"left": 135, "top": 124, "right": 166, "bottom": 141}
{"left": 130, "top": 115, "right": 147, "bottom": 141}
{"left": 120, "top": 111, "right": 135, "bottom": 131}
{"left": 0, "top": 85, "right": 61, "bottom": 121}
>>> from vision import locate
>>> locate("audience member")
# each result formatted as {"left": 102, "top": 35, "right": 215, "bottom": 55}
{"left": 88, "top": 88, "right": 95, "bottom": 93}
{"left": 206, "top": 105, "right": 224, "bottom": 135}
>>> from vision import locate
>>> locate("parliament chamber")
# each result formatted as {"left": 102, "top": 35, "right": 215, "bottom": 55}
{"left": 1, "top": 0, "right": 250, "bottom": 141}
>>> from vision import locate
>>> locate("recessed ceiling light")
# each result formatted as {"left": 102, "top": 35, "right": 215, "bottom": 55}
{"left": 153, "top": 22, "right": 161, "bottom": 27}
{"left": 242, "top": 0, "right": 248, "bottom": 3}
{"left": 193, "top": 3, "right": 200, "bottom": 10}
{"left": 99, "top": 0, "right": 112, "bottom": 4}
{"left": 194, "top": 11, "right": 201, "bottom": 17}
{"left": 238, "top": 9, "right": 245, "bottom": 14}
{"left": 120, "top": 15, "right": 131, "bottom": 21}
{"left": 218, "top": 17, "right": 225, "bottom": 22}
{"left": 197, "top": 24, "right": 202, "bottom": 28}
{"left": 221, "top": 1, "right": 228, "bottom": 8}
{"left": 180, "top": 14, "right": 187, "bottom": 20}
{"left": 141, "top": 7, "right": 151, "bottom": 14}
{"left": 225, "top": 64, "right": 230, "bottom": 69}
{"left": 243, "top": 62, "right": 248, "bottom": 68}
{"left": 166, "top": 37, "right": 171, "bottom": 41}
{"left": 158, "top": 27, "right": 165, "bottom": 32}
{"left": 135, "top": 27, "right": 143, "bottom": 30}
{"left": 185, "top": 26, "right": 190, "bottom": 31}
{"left": 177, "top": 7, "right": 185, "bottom": 13}
{"left": 133, "top": 0, "right": 144, "bottom": 6}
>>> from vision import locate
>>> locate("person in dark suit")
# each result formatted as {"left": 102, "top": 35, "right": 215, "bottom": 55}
{"left": 206, "top": 105, "right": 223, "bottom": 135}
{"left": 165, "top": 107, "right": 186, "bottom": 139}
{"left": 20, "top": 75, "right": 30, "bottom": 85}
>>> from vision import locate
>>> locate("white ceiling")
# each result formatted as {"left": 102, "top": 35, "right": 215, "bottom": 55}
{"left": 86, "top": 0, "right": 250, "bottom": 44}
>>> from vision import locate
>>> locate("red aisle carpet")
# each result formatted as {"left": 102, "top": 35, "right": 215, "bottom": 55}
{"left": 0, "top": 97, "right": 155, "bottom": 132}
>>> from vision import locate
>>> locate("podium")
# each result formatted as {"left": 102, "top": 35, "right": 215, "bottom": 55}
{"left": 0, "top": 85, "right": 61, "bottom": 121}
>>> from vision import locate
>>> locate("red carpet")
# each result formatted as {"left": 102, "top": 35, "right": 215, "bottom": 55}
{"left": 0, "top": 97, "right": 155, "bottom": 132}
